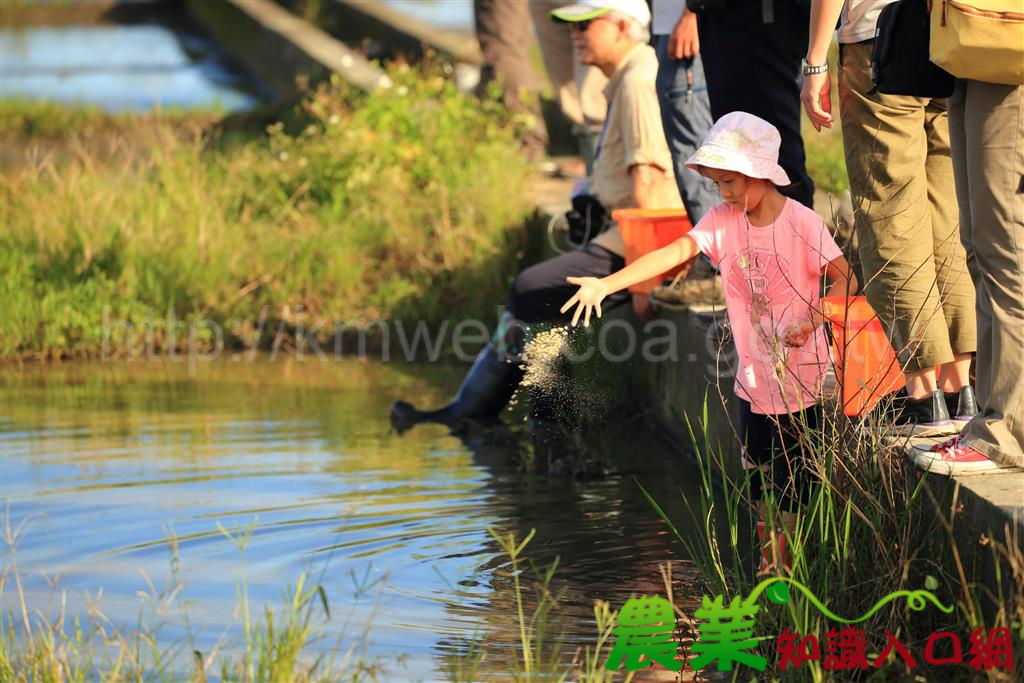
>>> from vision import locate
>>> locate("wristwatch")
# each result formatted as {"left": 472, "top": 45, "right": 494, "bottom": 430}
{"left": 801, "top": 58, "right": 829, "bottom": 75}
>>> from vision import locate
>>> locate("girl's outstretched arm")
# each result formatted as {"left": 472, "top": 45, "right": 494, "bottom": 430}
{"left": 560, "top": 235, "right": 701, "bottom": 327}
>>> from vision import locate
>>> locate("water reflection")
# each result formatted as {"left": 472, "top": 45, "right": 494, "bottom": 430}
{"left": 381, "top": 0, "right": 474, "bottom": 31}
{"left": 1, "top": 13, "right": 264, "bottom": 112}
{"left": 2, "top": 356, "right": 724, "bottom": 680}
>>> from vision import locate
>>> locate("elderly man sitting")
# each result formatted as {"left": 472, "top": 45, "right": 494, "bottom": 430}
{"left": 391, "top": 0, "right": 681, "bottom": 431}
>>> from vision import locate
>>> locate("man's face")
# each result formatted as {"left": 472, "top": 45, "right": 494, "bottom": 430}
{"left": 570, "top": 15, "right": 621, "bottom": 66}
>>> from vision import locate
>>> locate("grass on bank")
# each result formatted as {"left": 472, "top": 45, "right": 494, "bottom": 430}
{"left": 0, "top": 65, "right": 536, "bottom": 361}
{"left": 646, "top": 390, "right": 1024, "bottom": 681}
{"left": 0, "top": 99, "right": 225, "bottom": 139}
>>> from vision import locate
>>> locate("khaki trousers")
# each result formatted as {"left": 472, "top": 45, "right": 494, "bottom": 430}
{"left": 839, "top": 43, "right": 976, "bottom": 372}
{"left": 528, "top": 0, "right": 607, "bottom": 136}
{"left": 949, "top": 79, "right": 1024, "bottom": 468}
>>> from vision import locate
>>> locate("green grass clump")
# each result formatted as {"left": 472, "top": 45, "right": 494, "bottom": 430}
{"left": 803, "top": 120, "right": 849, "bottom": 196}
{"left": 647, "top": 392, "right": 1024, "bottom": 681}
{"left": 0, "top": 99, "right": 104, "bottom": 137}
{"left": 1, "top": 66, "right": 535, "bottom": 360}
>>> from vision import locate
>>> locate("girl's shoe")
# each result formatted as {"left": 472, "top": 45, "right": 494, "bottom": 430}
{"left": 909, "top": 435, "right": 1018, "bottom": 476}
{"left": 944, "top": 386, "right": 979, "bottom": 431}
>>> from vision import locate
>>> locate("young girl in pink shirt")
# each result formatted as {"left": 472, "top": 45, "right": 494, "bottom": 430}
{"left": 561, "top": 111, "right": 857, "bottom": 573}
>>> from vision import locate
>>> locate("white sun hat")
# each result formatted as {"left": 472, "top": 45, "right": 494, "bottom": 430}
{"left": 685, "top": 111, "right": 791, "bottom": 186}
{"left": 549, "top": 0, "right": 651, "bottom": 27}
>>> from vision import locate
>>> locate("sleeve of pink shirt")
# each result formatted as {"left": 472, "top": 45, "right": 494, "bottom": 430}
{"left": 686, "top": 205, "right": 726, "bottom": 266}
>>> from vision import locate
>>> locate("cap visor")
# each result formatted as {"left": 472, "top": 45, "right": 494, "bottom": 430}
{"left": 550, "top": 5, "right": 611, "bottom": 22}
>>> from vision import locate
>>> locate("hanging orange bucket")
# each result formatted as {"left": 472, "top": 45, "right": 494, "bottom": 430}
{"left": 612, "top": 208, "right": 693, "bottom": 295}
{"left": 821, "top": 296, "right": 905, "bottom": 417}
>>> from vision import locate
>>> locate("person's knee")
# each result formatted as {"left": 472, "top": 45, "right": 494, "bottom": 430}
{"left": 509, "top": 261, "right": 558, "bottom": 315}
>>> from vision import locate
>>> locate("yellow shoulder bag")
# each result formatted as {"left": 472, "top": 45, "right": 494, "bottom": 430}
{"left": 930, "top": 0, "right": 1024, "bottom": 85}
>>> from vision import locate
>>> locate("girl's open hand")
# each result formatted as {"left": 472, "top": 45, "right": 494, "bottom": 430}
{"left": 781, "top": 319, "right": 815, "bottom": 348}
{"left": 560, "top": 276, "right": 609, "bottom": 328}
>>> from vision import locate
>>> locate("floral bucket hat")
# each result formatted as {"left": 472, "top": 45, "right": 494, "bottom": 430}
{"left": 685, "top": 111, "right": 791, "bottom": 186}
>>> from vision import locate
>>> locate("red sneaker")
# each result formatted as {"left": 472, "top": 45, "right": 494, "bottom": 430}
{"left": 909, "top": 435, "right": 1017, "bottom": 476}
{"left": 756, "top": 522, "right": 791, "bottom": 575}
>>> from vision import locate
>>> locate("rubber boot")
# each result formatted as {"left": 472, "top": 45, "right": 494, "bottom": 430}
{"left": 390, "top": 346, "right": 523, "bottom": 434}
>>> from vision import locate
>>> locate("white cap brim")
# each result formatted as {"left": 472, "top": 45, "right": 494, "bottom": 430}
{"left": 685, "top": 143, "right": 791, "bottom": 187}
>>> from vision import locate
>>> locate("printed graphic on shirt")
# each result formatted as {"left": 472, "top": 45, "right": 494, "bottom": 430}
{"left": 727, "top": 247, "right": 794, "bottom": 357}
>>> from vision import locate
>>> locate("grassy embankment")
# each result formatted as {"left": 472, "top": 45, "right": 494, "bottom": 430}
{"left": 2, "top": 45, "right": 849, "bottom": 365}
{"left": 1, "top": 69, "right": 536, "bottom": 362}
{"left": 646, "top": 392, "right": 1024, "bottom": 681}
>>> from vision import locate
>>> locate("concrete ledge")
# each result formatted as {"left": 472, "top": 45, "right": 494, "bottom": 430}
{"left": 627, "top": 305, "right": 740, "bottom": 477}
{"left": 925, "top": 471, "right": 1024, "bottom": 612}
{"left": 184, "top": 0, "right": 390, "bottom": 99}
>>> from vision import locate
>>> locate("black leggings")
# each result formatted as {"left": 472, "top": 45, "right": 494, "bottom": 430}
{"left": 738, "top": 399, "right": 821, "bottom": 512}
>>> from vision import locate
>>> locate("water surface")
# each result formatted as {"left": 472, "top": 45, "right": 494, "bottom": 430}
{"left": 1, "top": 9, "right": 264, "bottom": 112}
{"left": 2, "top": 356, "right": 720, "bottom": 680}
{"left": 382, "top": 0, "right": 474, "bottom": 30}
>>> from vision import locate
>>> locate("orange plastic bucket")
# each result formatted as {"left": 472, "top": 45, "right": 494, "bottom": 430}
{"left": 821, "top": 296, "right": 905, "bottom": 417}
{"left": 612, "top": 208, "right": 693, "bottom": 295}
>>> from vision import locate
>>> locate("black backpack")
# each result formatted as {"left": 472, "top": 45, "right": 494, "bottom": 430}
{"left": 871, "top": 0, "right": 955, "bottom": 98}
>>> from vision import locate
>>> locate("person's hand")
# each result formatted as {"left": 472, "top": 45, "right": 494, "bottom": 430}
{"left": 800, "top": 70, "right": 833, "bottom": 132}
{"left": 561, "top": 276, "right": 609, "bottom": 327}
{"left": 781, "top": 319, "right": 816, "bottom": 348}
{"left": 668, "top": 12, "right": 699, "bottom": 60}
{"left": 632, "top": 293, "right": 654, "bottom": 321}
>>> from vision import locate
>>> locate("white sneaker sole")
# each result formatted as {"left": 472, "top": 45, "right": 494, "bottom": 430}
{"left": 911, "top": 453, "right": 1009, "bottom": 476}
{"left": 908, "top": 441, "right": 1018, "bottom": 476}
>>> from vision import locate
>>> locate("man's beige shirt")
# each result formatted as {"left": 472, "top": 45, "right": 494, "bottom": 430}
{"left": 589, "top": 43, "right": 682, "bottom": 256}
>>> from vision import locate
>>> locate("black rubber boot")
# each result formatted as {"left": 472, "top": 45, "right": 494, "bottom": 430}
{"left": 891, "top": 388, "right": 956, "bottom": 437}
{"left": 944, "top": 386, "right": 979, "bottom": 421}
{"left": 390, "top": 346, "right": 523, "bottom": 434}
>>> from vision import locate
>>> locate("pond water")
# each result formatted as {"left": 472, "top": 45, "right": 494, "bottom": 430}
{"left": 0, "top": 6, "right": 265, "bottom": 112}
{"left": 382, "top": 0, "right": 474, "bottom": 31}
{"left": 2, "top": 355, "right": 726, "bottom": 680}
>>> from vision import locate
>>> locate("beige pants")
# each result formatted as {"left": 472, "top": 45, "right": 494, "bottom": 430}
{"left": 838, "top": 43, "right": 976, "bottom": 373}
{"left": 949, "top": 80, "right": 1024, "bottom": 468}
{"left": 528, "top": 0, "right": 607, "bottom": 136}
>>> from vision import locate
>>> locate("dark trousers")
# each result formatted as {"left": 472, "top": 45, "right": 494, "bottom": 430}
{"left": 508, "top": 242, "right": 628, "bottom": 323}
{"left": 697, "top": 0, "right": 815, "bottom": 208}
{"left": 738, "top": 399, "right": 821, "bottom": 512}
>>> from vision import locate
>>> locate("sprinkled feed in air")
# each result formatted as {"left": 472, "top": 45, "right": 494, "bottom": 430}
{"left": 521, "top": 326, "right": 571, "bottom": 392}
{"left": 505, "top": 324, "right": 618, "bottom": 422}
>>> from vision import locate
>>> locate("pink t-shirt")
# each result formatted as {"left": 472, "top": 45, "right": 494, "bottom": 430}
{"left": 689, "top": 199, "right": 844, "bottom": 415}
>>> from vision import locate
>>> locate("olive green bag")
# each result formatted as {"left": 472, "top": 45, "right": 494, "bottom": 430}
{"left": 929, "top": 0, "right": 1024, "bottom": 85}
